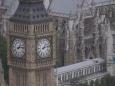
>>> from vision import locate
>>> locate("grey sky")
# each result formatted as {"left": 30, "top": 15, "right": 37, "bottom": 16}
{"left": 3, "top": 0, "right": 111, "bottom": 18}
{"left": 49, "top": 0, "right": 111, "bottom": 16}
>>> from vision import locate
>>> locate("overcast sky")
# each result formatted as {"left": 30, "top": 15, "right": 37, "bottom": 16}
{"left": 3, "top": 0, "right": 112, "bottom": 18}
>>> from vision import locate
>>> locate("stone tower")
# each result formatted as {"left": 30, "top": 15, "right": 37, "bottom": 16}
{"left": 7, "top": 0, "right": 56, "bottom": 86}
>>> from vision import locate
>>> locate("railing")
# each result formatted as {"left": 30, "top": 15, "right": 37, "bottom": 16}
{"left": 56, "top": 63, "right": 106, "bottom": 82}
{"left": 54, "top": 59, "right": 106, "bottom": 85}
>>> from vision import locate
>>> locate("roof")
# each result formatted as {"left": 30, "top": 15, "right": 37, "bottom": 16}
{"left": 55, "top": 58, "right": 105, "bottom": 75}
{"left": 9, "top": 1, "right": 52, "bottom": 23}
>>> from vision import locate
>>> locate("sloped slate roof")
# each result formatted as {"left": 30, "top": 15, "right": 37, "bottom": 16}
{"left": 9, "top": 1, "right": 52, "bottom": 23}
{"left": 55, "top": 58, "right": 104, "bottom": 75}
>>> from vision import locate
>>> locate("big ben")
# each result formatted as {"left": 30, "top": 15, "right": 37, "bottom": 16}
{"left": 7, "top": 0, "right": 56, "bottom": 86}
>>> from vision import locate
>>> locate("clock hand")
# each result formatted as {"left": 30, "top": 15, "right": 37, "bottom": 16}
{"left": 42, "top": 46, "right": 45, "bottom": 49}
{"left": 20, "top": 46, "right": 24, "bottom": 48}
{"left": 42, "top": 45, "right": 49, "bottom": 50}
{"left": 17, "top": 46, "right": 20, "bottom": 49}
{"left": 17, "top": 45, "right": 24, "bottom": 49}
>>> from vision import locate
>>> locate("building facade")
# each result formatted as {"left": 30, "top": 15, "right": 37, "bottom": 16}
{"left": 6, "top": 0, "right": 115, "bottom": 86}
{"left": 73, "top": 2, "right": 115, "bottom": 75}
{"left": 48, "top": 0, "right": 115, "bottom": 75}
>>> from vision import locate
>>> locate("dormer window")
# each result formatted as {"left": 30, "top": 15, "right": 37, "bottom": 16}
{"left": 33, "top": 9, "right": 36, "bottom": 12}
{"left": 33, "top": 16, "right": 35, "bottom": 19}
{"left": 23, "top": 8, "right": 25, "bottom": 12}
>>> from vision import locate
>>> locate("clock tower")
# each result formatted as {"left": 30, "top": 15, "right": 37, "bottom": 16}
{"left": 7, "top": 0, "right": 56, "bottom": 86}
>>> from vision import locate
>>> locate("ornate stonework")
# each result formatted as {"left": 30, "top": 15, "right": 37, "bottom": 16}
{"left": 7, "top": 0, "right": 56, "bottom": 86}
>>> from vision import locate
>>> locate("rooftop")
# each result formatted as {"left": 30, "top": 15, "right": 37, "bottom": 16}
{"left": 55, "top": 58, "right": 105, "bottom": 75}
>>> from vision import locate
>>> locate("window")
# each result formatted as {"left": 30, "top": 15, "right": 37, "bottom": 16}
{"left": 23, "top": 8, "right": 25, "bottom": 12}
{"left": 37, "top": 8, "right": 39, "bottom": 11}
{"left": 41, "top": 14, "right": 44, "bottom": 18}
{"left": 85, "top": 47, "right": 89, "bottom": 59}
{"left": 79, "top": 70, "right": 82, "bottom": 76}
{"left": 15, "top": 14, "right": 17, "bottom": 17}
{"left": 33, "top": 16, "right": 35, "bottom": 19}
{"left": 58, "top": 75, "right": 61, "bottom": 81}
{"left": 18, "top": 15, "right": 21, "bottom": 17}
{"left": 84, "top": 69, "right": 87, "bottom": 75}
{"left": 99, "top": 44, "right": 102, "bottom": 57}
{"left": 23, "top": 16, "right": 25, "bottom": 18}
{"left": 26, "top": 8, "right": 29, "bottom": 12}
{"left": 33, "top": 9, "right": 36, "bottom": 12}
{"left": 26, "top": 16, "right": 29, "bottom": 19}
{"left": 41, "top": 7, "right": 43, "bottom": 10}
{"left": 37, "top": 15, "right": 39, "bottom": 18}
{"left": 45, "top": 14, "right": 48, "bottom": 17}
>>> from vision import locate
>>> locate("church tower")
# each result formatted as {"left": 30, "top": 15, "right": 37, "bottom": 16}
{"left": 7, "top": 0, "right": 56, "bottom": 86}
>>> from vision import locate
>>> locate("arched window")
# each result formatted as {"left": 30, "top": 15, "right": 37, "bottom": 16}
{"left": 91, "top": 45, "right": 95, "bottom": 56}
{"left": 85, "top": 47, "right": 88, "bottom": 59}
{"left": 99, "top": 44, "right": 102, "bottom": 57}
{"left": 77, "top": 48, "right": 81, "bottom": 62}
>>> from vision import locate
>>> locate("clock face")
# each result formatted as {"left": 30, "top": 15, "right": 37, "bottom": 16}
{"left": 11, "top": 39, "right": 25, "bottom": 58}
{"left": 37, "top": 39, "right": 51, "bottom": 58}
